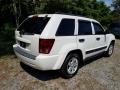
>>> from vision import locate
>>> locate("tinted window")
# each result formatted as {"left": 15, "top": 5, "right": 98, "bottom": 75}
{"left": 56, "top": 19, "right": 75, "bottom": 36}
{"left": 78, "top": 20, "right": 92, "bottom": 35}
{"left": 93, "top": 22, "right": 105, "bottom": 34}
{"left": 17, "top": 17, "right": 50, "bottom": 34}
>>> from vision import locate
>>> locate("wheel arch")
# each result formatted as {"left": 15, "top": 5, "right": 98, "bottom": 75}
{"left": 111, "top": 40, "right": 115, "bottom": 45}
{"left": 61, "top": 49, "right": 84, "bottom": 69}
{"left": 67, "top": 49, "right": 83, "bottom": 61}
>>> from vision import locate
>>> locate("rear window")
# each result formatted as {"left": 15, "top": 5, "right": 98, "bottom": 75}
{"left": 17, "top": 17, "right": 50, "bottom": 34}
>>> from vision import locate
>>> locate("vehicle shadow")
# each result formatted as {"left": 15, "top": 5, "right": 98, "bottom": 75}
{"left": 20, "top": 62, "right": 61, "bottom": 81}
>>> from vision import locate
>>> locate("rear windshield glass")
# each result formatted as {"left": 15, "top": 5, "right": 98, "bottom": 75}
{"left": 17, "top": 17, "right": 50, "bottom": 34}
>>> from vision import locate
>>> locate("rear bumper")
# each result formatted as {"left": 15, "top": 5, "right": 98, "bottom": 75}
{"left": 13, "top": 44, "right": 59, "bottom": 70}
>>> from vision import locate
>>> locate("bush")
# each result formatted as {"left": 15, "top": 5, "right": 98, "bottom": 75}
{"left": 0, "top": 23, "right": 15, "bottom": 41}
{"left": 0, "top": 23, "right": 15, "bottom": 56}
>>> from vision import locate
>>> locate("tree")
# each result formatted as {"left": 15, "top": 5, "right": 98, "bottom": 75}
{"left": 112, "top": 0, "right": 120, "bottom": 11}
{"left": 112, "top": 0, "right": 120, "bottom": 21}
{"left": 0, "top": 0, "right": 113, "bottom": 26}
{"left": 0, "top": 0, "right": 15, "bottom": 27}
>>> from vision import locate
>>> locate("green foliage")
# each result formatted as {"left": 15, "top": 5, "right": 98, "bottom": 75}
{"left": 0, "top": 23, "right": 15, "bottom": 41}
{"left": 42, "top": 0, "right": 112, "bottom": 26}
{"left": 0, "top": 23, "right": 15, "bottom": 56}
{"left": 0, "top": 0, "right": 115, "bottom": 26}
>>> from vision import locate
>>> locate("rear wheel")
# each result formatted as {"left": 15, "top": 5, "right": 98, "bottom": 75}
{"left": 61, "top": 53, "right": 82, "bottom": 79}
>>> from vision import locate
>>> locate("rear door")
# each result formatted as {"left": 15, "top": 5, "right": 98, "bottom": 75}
{"left": 54, "top": 18, "right": 77, "bottom": 55}
{"left": 77, "top": 20, "right": 96, "bottom": 58}
{"left": 15, "top": 16, "right": 50, "bottom": 56}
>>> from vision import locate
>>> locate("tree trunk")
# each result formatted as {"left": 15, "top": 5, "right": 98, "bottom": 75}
{"left": 12, "top": 0, "right": 19, "bottom": 27}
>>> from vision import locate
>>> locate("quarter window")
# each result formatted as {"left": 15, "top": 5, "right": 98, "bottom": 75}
{"left": 56, "top": 19, "right": 75, "bottom": 36}
{"left": 93, "top": 22, "right": 105, "bottom": 34}
{"left": 78, "top": 20, "right": 92, "bottom": 35}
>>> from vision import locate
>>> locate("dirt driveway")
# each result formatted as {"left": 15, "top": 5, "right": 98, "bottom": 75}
{"left": 0, "top": 40, "right": 120, "bottom": 90}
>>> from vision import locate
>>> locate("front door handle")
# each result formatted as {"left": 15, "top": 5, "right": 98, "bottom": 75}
{"left": 79, "top": 39, "right": 85, "bottom": 42}
{"left": 96, "top": 37, "right": 100, "bottom": 41}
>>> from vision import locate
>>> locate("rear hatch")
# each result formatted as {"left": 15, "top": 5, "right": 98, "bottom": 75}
{"left": 15, "top": 15, "right": 51, "bottom": 56}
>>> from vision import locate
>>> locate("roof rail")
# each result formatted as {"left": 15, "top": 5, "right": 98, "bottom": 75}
{"left": 55, "top": 12, "right": 87, "bottom": 17}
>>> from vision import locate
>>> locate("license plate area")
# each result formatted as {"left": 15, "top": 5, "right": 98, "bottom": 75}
{"left": 19, "top": 41, "right": 26, "bottom": 48}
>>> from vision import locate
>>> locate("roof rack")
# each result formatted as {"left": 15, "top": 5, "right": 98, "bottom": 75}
{"left": 55, "top": 12, "right": 87, "bottom": 18}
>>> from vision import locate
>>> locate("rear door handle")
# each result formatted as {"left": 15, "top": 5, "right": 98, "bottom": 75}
{"left": 79, "top": 39, "right": 85, "bottom": 42}
{"left": 96, "top": 37, "right": 100, "bottom": 41}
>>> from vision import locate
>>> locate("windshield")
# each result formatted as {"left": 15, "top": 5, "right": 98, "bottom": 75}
{"left": 17, "top": 17, "right": 50, "bottom": 34}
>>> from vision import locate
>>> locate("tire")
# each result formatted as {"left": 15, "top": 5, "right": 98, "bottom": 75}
{"left": 105, "top": 42, "right": 114, "bottom": 57}
{"left": 60, "top": 53, "right": 82, "bottom": 79}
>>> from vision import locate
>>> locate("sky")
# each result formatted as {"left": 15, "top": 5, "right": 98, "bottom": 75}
{"left": 98, "top": 0, "right": 113, "bottom": 6}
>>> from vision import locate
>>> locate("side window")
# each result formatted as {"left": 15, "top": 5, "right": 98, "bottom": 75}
{"left": 93, "top": 22, "right": 105, "bottom": 34}
{"left": 56, "top": 19, "right": 75, "bottom": 36}
{"left": 78, "top": 20, "right": 92, "bottom": 35}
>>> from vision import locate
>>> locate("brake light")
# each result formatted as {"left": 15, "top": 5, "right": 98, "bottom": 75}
{"left": 32, "top": 16, "right": 38, "bottom": 21}
{"left": 39, "top": 39, "right": 55, "bottom": 54}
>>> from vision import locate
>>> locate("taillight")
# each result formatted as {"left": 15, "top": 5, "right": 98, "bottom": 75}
{"left": 39, "top": 39, "right": 55, "bottom": 54}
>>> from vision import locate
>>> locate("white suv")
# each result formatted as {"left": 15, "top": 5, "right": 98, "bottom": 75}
{"left": 13, "top": 13, "right": 115, "bottom": 78}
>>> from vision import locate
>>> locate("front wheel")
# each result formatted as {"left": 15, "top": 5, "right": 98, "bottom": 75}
{"left": 105, "top": 43, "right": 114, "bottom": 57}
{"left": 60, "top": 53, "right": 81, "bottom": 79}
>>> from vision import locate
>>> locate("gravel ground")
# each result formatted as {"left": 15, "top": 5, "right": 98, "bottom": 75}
{"left": 0, "top": 40, "right": 120, "bottom": 90}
